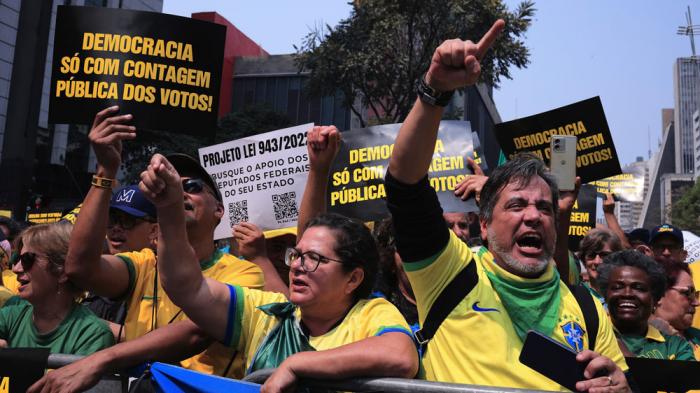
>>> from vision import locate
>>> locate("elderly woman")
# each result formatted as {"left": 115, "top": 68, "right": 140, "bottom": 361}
{"left": 579, "top": 228, "right": 623, "bottom": 302}
{"left": 598, "top": 250, "right": 695, "bottom": 360}
{"left": 0, "top": 222, "right": 114, "bottom": 354}
{"left": 653, "top": 261, "right": 700, "bottom": 359}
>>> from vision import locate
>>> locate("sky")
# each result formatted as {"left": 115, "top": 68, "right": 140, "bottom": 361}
{"left": 163, "top": 1, "right": 698, "bottom": 167}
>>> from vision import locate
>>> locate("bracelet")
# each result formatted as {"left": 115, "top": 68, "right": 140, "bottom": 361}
{"left": 91, "top": 175, "right": 116, "bottom": 189}
{"left": 415, "top": 73, "right": 455, "bottom": 107}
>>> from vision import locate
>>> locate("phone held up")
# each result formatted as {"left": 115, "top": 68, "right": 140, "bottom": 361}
{"left": 549, "top": 135, "right": 577, "bottom": 191}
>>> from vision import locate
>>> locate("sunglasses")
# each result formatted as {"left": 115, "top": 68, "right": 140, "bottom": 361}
{"left": 15, "top": 252, "right": 38, "bottom": 271}
{"left": 182, "top": 178, "right": 210, "bottom": 195}
{"left": 584, "top": 251, "right": 611, "bottom": 261}
{"left": 108, "top": 211, "right": 156, "bottom": 230}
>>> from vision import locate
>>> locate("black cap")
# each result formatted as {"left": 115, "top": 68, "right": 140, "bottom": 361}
{"left": 166, "top": 153, "right": 222, "bottom": 202}
{"left": 649, "top": 223, "right": 683, "bottom": 245}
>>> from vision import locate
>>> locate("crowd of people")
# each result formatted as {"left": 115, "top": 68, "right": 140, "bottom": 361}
{"left": 0, "top": 19, "right": 698, "bottom": 393}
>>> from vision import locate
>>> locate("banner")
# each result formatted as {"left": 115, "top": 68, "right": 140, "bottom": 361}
{"left": 199, "top": 124, "right": 313, "bottom": 240}
{"left": 26, "top": 210, "right": 63, "bottom": 224}
{"left": 327, "top": 121, "right": 478, "bottom": 222}
{"left": 0, "top": 348, "right": 49, "bottom": 393}
{"left": 567, "top": 185, "right": 597, "bottom": 252}
{"left": 589, "top": 164, "right": 645, "bottom": 203}
{"left": 49, "top": 6, "right": 225, "bottom": 135}
{"left": 150, "top": 362, "right": 260, "bottom": 393}
{"left": 494, "top": 97, "right": 621, "bottom": 183}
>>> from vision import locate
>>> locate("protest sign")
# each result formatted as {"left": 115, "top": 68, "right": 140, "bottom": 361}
{"left": 494, "top": 97, "right": 621, "bottom": 183}
{"left": 49, "top": 6, "right": 225, "bottom": 135}
{"left": 589, "top": 164, "right": 645, "bottom": 203}
{"left": 26, "top": 210, "right": 63, "bottom": 224}
{"left": 328, "top": 121, "right": 478, "bottom": 222}
{"left": 0, "top": 348, "right": 49, "bottom": 393}
{"left": 568, "top": 184, "right": 597, "bottom": 252}
{"left": 199, "top": 124, "right": 313, "bottom": 240}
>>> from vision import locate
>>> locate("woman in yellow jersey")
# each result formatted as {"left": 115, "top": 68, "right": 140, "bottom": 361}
{"left": 653, "top": 260, "right": 700, "bottom": 359}
{"left": 598, "top": 250, "right": 695, "bottom": 361}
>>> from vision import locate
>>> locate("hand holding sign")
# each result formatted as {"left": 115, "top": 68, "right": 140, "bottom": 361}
{"left": 88, "top": 106, "right": 135, "bottom": 175}
{"left": 602, "top": 193, "right": 616, "bottom": 214}
{"left": 454, "top": 157, "right": 487, "bottom": 202}
{"left": 307, "top": 125, "right": 341, "bottom": 172}
{"left": 425, "top": 19, "right": 505, "bottom": 92}
{"left": 139, "top": 154, "right": 183, "bottom": 209}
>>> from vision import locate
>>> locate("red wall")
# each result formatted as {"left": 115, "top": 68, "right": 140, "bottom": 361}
{"left": 192, "top": 12, "right": 268, "bottom": 118}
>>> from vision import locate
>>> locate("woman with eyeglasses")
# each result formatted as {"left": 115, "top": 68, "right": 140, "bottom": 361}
{"left": 653, "top": 260, "right": 700, "bottom": 359}
{"left": 138, "top": 126, "right": 417, "bottom": 393}
{"left": 578, "top": 228, "right": 623, "bottom": 306}
{"left": 598, "top": 250, "right": 695, "bottom": 361}
{"left": 0, "top": 221, "right": 114, "bottom": 354}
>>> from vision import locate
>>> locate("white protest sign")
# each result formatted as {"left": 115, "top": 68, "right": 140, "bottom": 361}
{"left": 684, "top": 230, "right": 700, "bottom": 263}
{"left": 199, "top": 123, "right": 313, "bottom": 240}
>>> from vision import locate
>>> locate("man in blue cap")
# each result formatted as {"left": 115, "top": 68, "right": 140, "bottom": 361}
{"left": 650, "top": 224, "right": 687, "bottom": 265}
{"left": 107, "top": 184, "right": 158, "bottom": 255}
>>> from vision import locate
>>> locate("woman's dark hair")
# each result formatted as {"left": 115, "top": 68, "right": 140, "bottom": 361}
{"left": 597, "top": 249, "right": 667, "bottom": 302}
{"left": 578, "top": 228, "right": 623, "bottom": 260}
{"left": 305, "top": 213, "right": 378, "bottom": 300}
{"left": 479, "top": 152, "right": 559, "bottom": 224}
{"left": 657, "top": 259, "right": 692, "bottom": 288}
{"left": 373, "top": 218, "right": 418, "bottom": 324}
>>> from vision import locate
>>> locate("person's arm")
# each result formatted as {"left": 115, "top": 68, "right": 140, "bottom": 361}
{"left": 65, "top": 106, "right": 136, "bottom": 298}
{"left": 139, "top": 154, "right": 231, "bottom": 342}
{"left": 261, "top": 332, "right": 418, "bottom": 393}
{"left": 554, "top": 178, "right": 580, "bottom": 283}
{"left": 233, "top": 222, "right": 288, "bottom": 297}
{"left": 602, "top": 193, "right": 632, "bottom": 249}
{"left": 27, "top": 319, "right": 211, "bottom": 393}
{"left": 296, "top": 126, "right": 340, "bottom": 237}
{"left": 453, "top": 157, "right": 488, "bottom": 203}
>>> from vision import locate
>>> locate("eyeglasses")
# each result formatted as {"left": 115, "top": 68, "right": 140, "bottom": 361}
{"left": 670, "top": 286, "right": 700, "bottom": 301}
{"left": 182, "top": 178, "right": 213, "bottom": 195}
{"left": 15, "top": 252, "right": 38, "bottom": 270}
{"left": 108, "top": 211, "right": 155, "bottom": 230}
{"left": 584, "top": 251, "right": 612, "bottom": 260}
{"left": 284, "top": 247, "right": 343, "bottom": 273}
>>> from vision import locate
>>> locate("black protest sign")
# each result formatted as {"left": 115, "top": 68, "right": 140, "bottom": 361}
{"left": 589, "top": 164, "right": 645, "bottom": 203}
{"left": 0, "top": 348, "right": 49, "bottom": 393}
{"left": 567, "top": 185, "right": 597, "bottom": 252}
{"left": 328, "top": 121, "right": 478, "bottom": 222}
{"left": 49, "top": 6, "right": 225, "bottom": 136}
{"left": 26, "top": 210, "right": 63, "bottom": 224}
{"left": 494, "top": 97, "right": 621, "bottom": 183}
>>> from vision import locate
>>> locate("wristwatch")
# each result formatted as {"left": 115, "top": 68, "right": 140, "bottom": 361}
{"left": 415, "top": 74, "right": 454, "bottom": 107}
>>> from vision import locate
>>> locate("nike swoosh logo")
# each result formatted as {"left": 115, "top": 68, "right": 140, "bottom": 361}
{"left": 472, "top": 301, "right": 499, "bottom": 313}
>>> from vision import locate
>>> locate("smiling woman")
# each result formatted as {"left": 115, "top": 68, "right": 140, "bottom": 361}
{"left": 598, "top": 250, "right": 695, "bottom": 361}
{"left": 0, "top": 222, "right": 114, "bottom": 355}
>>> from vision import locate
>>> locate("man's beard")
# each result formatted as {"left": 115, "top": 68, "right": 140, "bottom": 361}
{"left": 487, "top": 226, "right": 552, "bottom": 276}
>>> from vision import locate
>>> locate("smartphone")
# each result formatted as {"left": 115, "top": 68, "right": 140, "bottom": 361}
{"left": 549, "top": 135, "right": 577, "bottom": 191}
{"left": 519, "top": 330, "right": 586, "bottom": 392}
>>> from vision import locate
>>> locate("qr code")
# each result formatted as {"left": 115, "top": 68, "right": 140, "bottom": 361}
{"left": 272, "top": 192, "right": 299, "bottom": 222}
{"left": 228, "top": 200, "right": 248, "bottom": 224}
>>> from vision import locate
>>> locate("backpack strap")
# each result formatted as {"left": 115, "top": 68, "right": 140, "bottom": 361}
{"left": 414, "top": 260, "right": 478, "bottom": 349}
{"left": 570, "top": 284, "right": 599, "bottom": 351}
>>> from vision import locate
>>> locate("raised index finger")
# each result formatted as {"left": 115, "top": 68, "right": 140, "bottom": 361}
{"left": 475, "top": 19, "right": 505, "bottom": 60}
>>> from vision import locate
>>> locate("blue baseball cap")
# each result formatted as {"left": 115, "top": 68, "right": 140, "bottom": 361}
{"left": 110, "top": 185, "right": 157, "bottom": 218}
{"left": 649, "top": 224, "right": 683, "bottom": 245}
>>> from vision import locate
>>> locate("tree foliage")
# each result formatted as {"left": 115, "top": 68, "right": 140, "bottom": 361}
{"left": 295, "top": 0, "right": 535, "bottom": 127}
{"left": 119, "top": 105, "right": 291, "bottom": 183}
{"left": 670, "top": 181, "right": 700, "bottom": 233}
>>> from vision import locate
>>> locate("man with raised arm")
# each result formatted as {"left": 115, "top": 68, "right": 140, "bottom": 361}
{"left": 385, "top": 20, "right": 631, "bottom": 391}
{"left": 63, "top": 107, "right": 264, "bottom": 377}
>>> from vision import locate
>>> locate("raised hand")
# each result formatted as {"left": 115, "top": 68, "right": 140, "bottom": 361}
{"left": 88, "top": 106, "right": 136, "bottom": 174}
{"left": 139, "top": 154, "right": 183, "bottom": 209}
{"left": 233, "top": 222, "right": 267, "bottom": 261}
{"left": 558, "top": 177, "right": 581, "bottom": 212}
{"left": 425, "top": 19, "right": 505, "bottom": 92}
{"left": 307, "top": 125, "right": 341, "bottom": 172}
{"left": 602, "top": 193, "right": 616, "bottom": 214}
{"left": 454, "top": 157, "right": 487, "bottom": 202}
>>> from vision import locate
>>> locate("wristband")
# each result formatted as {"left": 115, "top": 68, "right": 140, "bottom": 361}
{"left": 91, "top": 175, "right": 116, "bottom": 189}
{"left": 415, "top": 74, "right": 455, "bottom": 107}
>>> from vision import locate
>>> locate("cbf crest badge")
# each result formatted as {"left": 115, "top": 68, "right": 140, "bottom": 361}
{"left": 561, "top": 321, "right": 585, "bottom": 352}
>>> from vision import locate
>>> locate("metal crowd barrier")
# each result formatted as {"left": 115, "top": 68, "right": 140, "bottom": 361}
{"left": 47, "top": 354, "right": 554, "bottom": 393}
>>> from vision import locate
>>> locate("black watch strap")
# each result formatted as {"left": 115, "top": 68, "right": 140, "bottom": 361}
{"left": 416, "top": 74, "right": 455, "bottom": 107}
